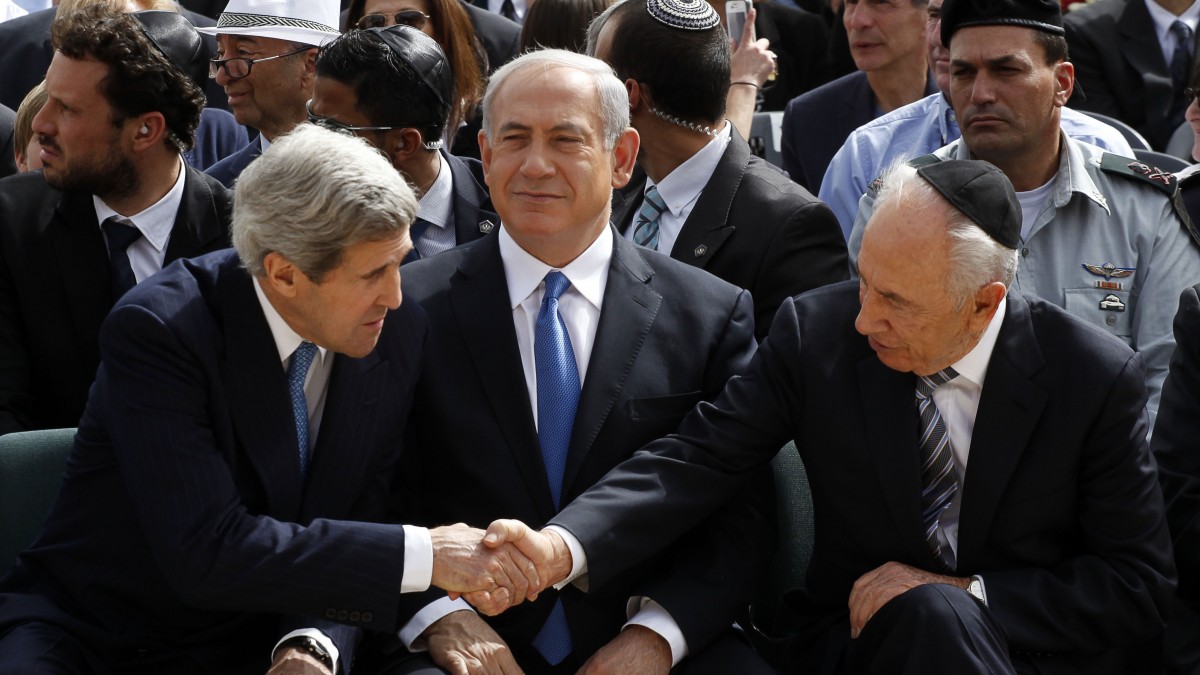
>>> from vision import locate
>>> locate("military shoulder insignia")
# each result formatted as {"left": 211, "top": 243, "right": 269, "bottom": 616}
{"left": 1082, "top": 262, "right": 1135, "bottom": 279}
{"left": 1099, "top": 153, "right": 1178, "bottom": 197}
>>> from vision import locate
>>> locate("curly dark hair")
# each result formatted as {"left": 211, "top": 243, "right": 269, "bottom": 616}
{"left": 51, "top": 5, "right": 205, "bottom": 151}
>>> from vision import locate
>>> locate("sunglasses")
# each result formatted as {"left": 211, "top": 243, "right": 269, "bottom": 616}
{"left": 305, "top": 100, "right": 446, "bottom": 149}
{"left": 355, "top": 9, "right": 431, "bottom": 30}
{"left": 1186, "top": 87, "right": 1200, "bottom": 106}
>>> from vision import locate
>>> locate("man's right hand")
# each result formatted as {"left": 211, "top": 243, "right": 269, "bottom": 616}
{"left": 429, "top": 523, "right": 541, "bottom": 615}
{"left": 423, "top": 610, "right": 524, "bottom": 675}
{"left": 473, "top": 519, "right": 573, "bottom": 603}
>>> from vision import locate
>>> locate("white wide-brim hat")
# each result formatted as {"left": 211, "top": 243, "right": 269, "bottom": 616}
{"left": 197, "top": 0, "right": 341, "bottom": 46}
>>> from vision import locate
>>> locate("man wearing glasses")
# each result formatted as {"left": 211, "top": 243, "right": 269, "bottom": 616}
{"left": 202, "top": 0, "right": 341, "bottom": 188}
{"left": 309, "top": 26, "right": 497, "bottom": 262}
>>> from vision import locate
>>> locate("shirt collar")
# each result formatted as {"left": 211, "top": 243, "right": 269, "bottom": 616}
{"left": 949, "top": 295, "right": 1006, "bottom": 388}
{"left": 251, "top": 277, "right": 330, "bottom": 368}
{"left": 948, "top": 134, "right": 1109, "bottom": 214}
{"left": 646, "top": 121, "right": 731, "bottom": 217}
{"left": 1145, "top": 0, "right": 1200, "bottom": 45}
{"left": 499, "top": 224, "right": 613, "bottom": 312}
{"left": 93, "top": 156, "right": 187, "bottom": 253}
{"left": 416, "top": 152, "right": 454, "bottom": 230}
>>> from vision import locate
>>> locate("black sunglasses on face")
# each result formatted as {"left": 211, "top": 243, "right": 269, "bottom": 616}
{"left": 355, "top": 9, "right": 430, "bottom": 30}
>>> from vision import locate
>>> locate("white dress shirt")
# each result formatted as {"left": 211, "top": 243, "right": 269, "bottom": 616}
{"left": 487, "top": 0, "right": 527, "bottom": 21}
{"left": 413, "top": 152, "right": 458, "bottom": 260}
{"left": 253, "top": 280, "right": 434, "bottom": 671}
{"left": 1145, "top": 0, "right": 1200, "bottom": 67}
{"left": 93, "top": 156, "right": 186, "bottom": 284}
{"left": 623, "top": 122, "right": 731, "bottom": 256}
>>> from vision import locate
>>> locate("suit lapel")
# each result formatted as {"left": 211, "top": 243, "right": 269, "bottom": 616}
{"left": 300, "top": 350, "right": 387, "bottom": 521}
{"left": 449, "top": 236, "right": 553, "bottom": 517}
{"left": 217, "top": 264, "right": 306, "bottom": 520}
{"left": 955, "top": 295, "right": 1048, "bottom": 570}
{"left": 445, "top": 152, "right": 499, "bottom": 245}
{"left": 669, "top": 131, "right": 750, "bottom": 269}
{"left": 562, "top": 234, "right": 661, "bottom": 500}
{"left": 163, "top": 165, "right": 228, "bottom": 264}
{"left": 48, "top": 192, "right": 112, "bottom": 367}
{"left": 857, "top": 354, "right": 932, "bottom": 564}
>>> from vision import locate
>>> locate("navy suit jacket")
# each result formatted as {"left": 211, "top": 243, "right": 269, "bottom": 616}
{"left": 206, "top": 135, "right": 262, "bottom": 188}
{"left": 0, "top": 166, "right": 232, "bottom": 435}
{"left": 614, "top": 131, "right": 848, "bottom": 340}
{"left": 444, "top": 151, "right": 499, "bottom": 246}
{"left": 551, "top": 282, "right": 1176, "bottom": 675}
{"left": 392, "top": 231, "right": 775, "bottom": 667}
{"left": 0, "top": 249, "right": 428, "bottom": 671}
{"left": 781, "top": 71, "right": 935, "bottom": 191}
{"left": 1065, "top": 0, "right": 1198, "bottom": 150}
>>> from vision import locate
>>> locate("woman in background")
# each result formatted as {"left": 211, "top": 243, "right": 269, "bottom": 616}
{"left": 519, "top": 0, "right": 613, "bottom": 53}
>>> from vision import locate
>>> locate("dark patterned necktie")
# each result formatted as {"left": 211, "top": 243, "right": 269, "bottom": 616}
{"left": 102, "top": 216, "right": 142, "bottom": 300}
{"left": 917, "top": 367, "right": 959, "bottom": 570}
{"left": 288, "top": 341, "right": 318, "bottom": 476}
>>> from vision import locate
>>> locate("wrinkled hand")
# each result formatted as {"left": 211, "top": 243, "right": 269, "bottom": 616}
{"left": 729, "top": 7, "right": 775, "bottom": 87}
{"left": 430, "top": 523, "right": 541, "bottom": 615}
{"left": 266, "top": 647, "right": 332, "bottom": 675}
{"left": 424, "top": 610, "right": 524, "bottom": 675}
{"left": 469, "top": 519, "right": 572, "bottom": 608}
{"left": 576, "top": 625, "right": 671, "bottom": 675}
{"left": 848, "top": 561, "right": 969, "bottom": 639}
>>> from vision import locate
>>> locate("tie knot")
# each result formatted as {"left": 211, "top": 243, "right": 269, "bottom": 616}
{"left": 102, "top": 216, "right": 142, "bottom": 253}
{"left": 916, "top": 367, "right": 958, "bottom": 398}
{"left": 289, "top": 341, "right": 318, "bottom": 383}
{"left": 1174, "top": 20, "right": 1193, "bottom": 40}
{"left": 643, "top": 185, "right": 667, "bottom": 214}
{"left": 543, "top": 271, "right": 571, "bottom": 302}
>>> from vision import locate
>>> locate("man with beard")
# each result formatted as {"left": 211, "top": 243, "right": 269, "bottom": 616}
{"left": 0, "top": 6, "right": 232, "bottom": 435}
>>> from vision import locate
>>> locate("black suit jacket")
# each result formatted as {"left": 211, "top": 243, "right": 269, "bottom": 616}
{"left": 754, "top": 2, "right": 832, "bottom": 112}
{"left": 445, "top": 151, "right": 498, "bottom": 245}
{"left": 0, "top": 103, "right": 15, "bottom": 179}
{"left": 0, "top": 167, "right": 232, "bottom": 435}
{"left": 0, "top": 7, "right": 229, "bottom": 113}
{"left": 551, "top": 282, "right": 1176, "bottom": 675}
{"left": 781, "top": 70, "right": 936, "bottom": 191}
{"left": 0, "top": 249, "right": 428, "bottom": 671}
{"left": 393, "top": 231, "right": 774, "bottom": 668}
{"left": 1065, "top": 0, "right": 1197, "bottom": 151}
{"left": 614, "top": 131, "right": 848, "bottom": 340}
{"left": 1154, "top": 283, "right": 1200, "bottom": 601}
{"left": 461, "top": 0, "right": 520, "bottom": 72}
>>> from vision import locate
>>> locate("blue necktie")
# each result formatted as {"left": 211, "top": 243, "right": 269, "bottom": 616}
{"left": 531, "top": 271, "right": 577, "bottom": 665}
{"left": 1171, "top": 21, "right": 1194, "bottom": 129}
{"left": 287, "top": 341, "right": 318, "bottom": 476}
{"left": 102, "top": 216, "right": 141, "bottom": 300}
{"left": 633, "top": 186, "right": 667, "bottom": 251}
{"left": 403, "top": 217, "right": 434, "bottom": 264}
{"left": 916, "top": 367, "right": 959, "bottom": 571}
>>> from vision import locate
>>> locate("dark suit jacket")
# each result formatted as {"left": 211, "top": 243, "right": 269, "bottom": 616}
{"left": 461, "top": 0, "right": 520, "bottom": 72}
{"left": 205, "top": 135, "right": 262, "bottom": 188}
{"left": 614, "top": 131, "right": 848, "bottom": 340}
{"left": 1153, "top": 283, "right": 1200, "bottom": 601}
{"left": 0, "top": 7, "right": 229, "bottom": 113}
{"left": 444, "top": 151, "right": 498, "bottom": 246}
{"left": 0, "top": 166, "right": 232, "bottom": 435}
{"left": 781, "top": 70, "right": 936, "bottom": 191}
{"left": 1065, "top": 0, "right": 1197, "bottom": 151}
{"left": 754, "top": 2, "right": 832, "bottom": 112}
{"left": 0, "top": 103, "right": 15, "bottom": 179}
{"left": 551, "top": 282, "right": 1176, "bottom": 675}
{"left": 0, "top": 249, "right": 428, "bottom": 671}
{"left": 393, "top": 231, "right": 775, "bottom": 668}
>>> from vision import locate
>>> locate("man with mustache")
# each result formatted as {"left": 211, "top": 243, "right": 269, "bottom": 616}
{"left": 850, "top": 0, "right": 1200, "bottom": 426}
{"left": 0, "top": 7, "right": 232, "bottom": 435}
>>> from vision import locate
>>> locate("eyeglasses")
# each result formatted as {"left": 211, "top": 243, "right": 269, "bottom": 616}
{"left": 306, "top": 100, "right": 404, "bottom": 135}
{"left": 1186, "top": 87, "right": 1200, "bottom": 106}
{"left": 355, "top": 9, "right": 431, "bottom": 30}
{"left": 208, "top": 45, "right": 312, "bottom": 80}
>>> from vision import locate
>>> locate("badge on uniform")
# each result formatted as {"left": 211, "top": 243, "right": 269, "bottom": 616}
{"left": 1082, "top": 262, "right": 1135, "bottom": 280}
{"left": 478, "top": 220, "right": 495, "bottom": 234}
{"left": 1126, "top": 161, "right": 1173, "bottom": 186}
{"left": 1099, "top": 294, "right": 1126, "bottom": 312}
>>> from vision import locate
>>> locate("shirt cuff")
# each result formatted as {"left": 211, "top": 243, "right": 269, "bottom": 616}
{"left": 397, "top": 596, "right": 475, "bottom": 650}
{"left": 624, "top": 597, "right": 688, "bottom": 666}
{"left": 402, "top": 525, "right": 433, "bottom": 593}
{"left": 544, "top": 524, "right": 588, "bottom": 591}
{"left": 272, "top": 628, "right": 341, "bottom": 674}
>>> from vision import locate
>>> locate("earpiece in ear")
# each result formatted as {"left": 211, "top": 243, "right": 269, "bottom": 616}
{"left": 139, "top": 125, "right": 150, "bottom": 135}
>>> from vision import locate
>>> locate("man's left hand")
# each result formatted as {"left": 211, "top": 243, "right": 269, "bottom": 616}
{"left": 848, "top": 561, "right": 969, "bottom": 639}
{"left": 576, "top": 625, "right": 671, "bottom": 675}
{"left": 266, "top": 646, "right": 333, "bottom": 675}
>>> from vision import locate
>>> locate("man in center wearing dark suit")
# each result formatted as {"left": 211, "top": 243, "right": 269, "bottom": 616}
{"left": 496, "top": 159, "right": 1176, "bottom": 674}
{"left": 0, "top": 8, "right": 232, "bottom": 436}
{"left": 360, "top": 48, "right": 776, "bottom": 675}
{"left": 590, "top": 0, "right": 848, "bottom": 341}
{"left": 309, "top": 26, "right": 496, "bottom": 263}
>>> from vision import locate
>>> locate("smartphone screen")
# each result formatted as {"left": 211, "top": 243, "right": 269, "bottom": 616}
{"left": 726, "top": 0, "right": 748, "bottom": 48}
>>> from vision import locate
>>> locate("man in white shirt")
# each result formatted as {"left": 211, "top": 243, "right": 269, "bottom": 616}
{"left": 364, "top": 48, "right": 776, "bottom": 675}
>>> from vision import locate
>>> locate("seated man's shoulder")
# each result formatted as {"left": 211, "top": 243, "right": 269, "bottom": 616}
{"left": 0, "top": 171, "right": 63, "bottom": 215}
{"left": 785, "top": 71, "right": 866, "bottom": 117}
{"left": 1063, "top": 0, "right": 1124, "bottom": 27}
{"left": 400, "top": 235, "right": 490, "bottom": 299}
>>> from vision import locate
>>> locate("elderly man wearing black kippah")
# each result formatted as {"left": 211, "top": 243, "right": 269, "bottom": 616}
{"left": 487, "top": 157, "right": 1176, "bottom": 675}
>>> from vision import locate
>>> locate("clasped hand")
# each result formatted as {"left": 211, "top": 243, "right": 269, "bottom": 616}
{"left": 429, "top": 520, "right": 571, "bottom": 615}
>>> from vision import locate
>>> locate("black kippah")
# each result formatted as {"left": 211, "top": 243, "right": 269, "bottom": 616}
{"left": 917, "top": 160, "right": 1021, "bottom": 249}
{"left": 940, "top": 0, "right": 1064, "bottom": 46}
{"left": 645, "top": 0, "right": 720, "bottom": 30}
{"left": 133, "top": 11, "right": 209, "bottom": 89}
{"left": 371, "top": 26, "right": 453, "bottom": 108}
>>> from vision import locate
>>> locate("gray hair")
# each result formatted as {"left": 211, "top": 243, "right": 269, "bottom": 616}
{"left": 232, "top": 123, "right": 418, "bottom": 282}
{"left": 869, "top": 161, "right": 1018, "bottom": 307}
{"left": 481, "top": 48, "right": 629, "bottom": 150}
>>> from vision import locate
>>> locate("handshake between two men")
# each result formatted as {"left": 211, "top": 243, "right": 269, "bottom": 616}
{"left": 430, "top": 520, "right": 569, "bottom": 616}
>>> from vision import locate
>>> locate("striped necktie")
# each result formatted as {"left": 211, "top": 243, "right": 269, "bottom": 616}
{"left": 633, "top": 186, "right": 667, "bottom": 251}
{"left": 916, "top": 367, "right": 959, "bottom": 570}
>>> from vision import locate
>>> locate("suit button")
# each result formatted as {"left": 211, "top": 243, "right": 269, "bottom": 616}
{"left": 337, "top": 610, "right": 348, "bottom": 621}
{"left": 362, "top": 612, "right": 374, "bottom": 623}
{"left": 349, "top": 611, "right": 361, "bottom": 622}
{"left": 325, "top": 609, "right": 337, "bottom": 619}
